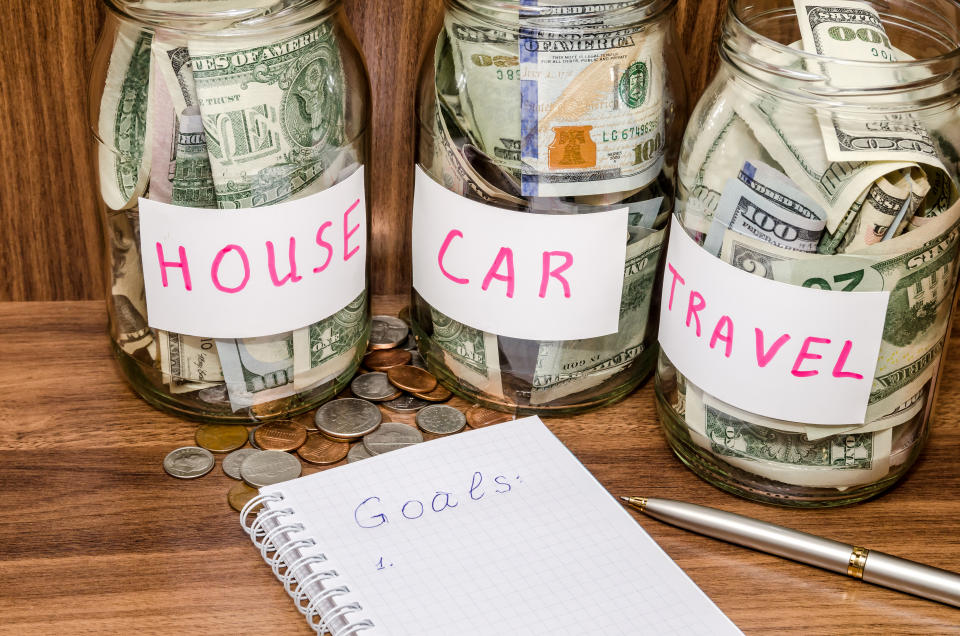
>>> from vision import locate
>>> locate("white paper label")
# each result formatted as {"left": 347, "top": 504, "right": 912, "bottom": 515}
{"left": 658, "top": 217, "right": 889, "bottom": 425}
{"left": 139, "top": 167, "right": 367, "bottom": 338}
{"left": 412, "top": 167, "right": 628, "bottom": 341}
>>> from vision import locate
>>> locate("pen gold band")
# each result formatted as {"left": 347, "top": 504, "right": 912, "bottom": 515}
{"left": 847, "top": 546, "right": 870, "bottom": 579}
{"left": 635, "top": 497, "right": 647, "bottom": 512}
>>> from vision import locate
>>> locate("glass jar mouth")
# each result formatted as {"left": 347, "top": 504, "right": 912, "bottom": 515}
{"left": 102, "top": 0, "right": 337, "bottom": 33}
{"left": 444, "top": 0, "right": 677, "bottom": 29}
{"left": 721, "top": 0, "right": 960, "bottom": 97}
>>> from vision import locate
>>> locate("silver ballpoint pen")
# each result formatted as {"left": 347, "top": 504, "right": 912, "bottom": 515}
{"left": 621, "top": 496, "right": 960, "bottom": 608}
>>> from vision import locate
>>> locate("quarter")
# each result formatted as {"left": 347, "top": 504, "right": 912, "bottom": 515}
{"left": 370, "top": 315, "right": 409, "bottom": 349}
{"left": 347, "top": 443, "right": 374, "bottom": 463}
{"left": 222, "top": 448, "right": 260, "bottom": 480}
{"left": 382, "top": 394, "right": 431, "bottom": 413}
{"left": 314, "top": 397, "right": 382, "bottom": 440}
{"left": 240, "top": 450, "right": 302, "bottom": 488}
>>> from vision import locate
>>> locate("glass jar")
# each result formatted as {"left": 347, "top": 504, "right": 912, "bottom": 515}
{"left": 658, "top": 0, "right": 960, "bottom": 506}
{"left": 90, "top": 0, "right": 370, "bottom": 422}
{"left": 411, "top": 0, "right": 687, "bottom": 415}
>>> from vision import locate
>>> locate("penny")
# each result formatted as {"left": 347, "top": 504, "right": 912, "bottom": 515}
{"left": 227, "top": 482, "right": 260, "bottom": 513}
{"left": 363, "top": 348, "right": 412, "bottom": 372}
{"left": 195, "top": 424, "right": 249, "bottom": 453}
{"left": 314, "top": 398, "right": 382, "bottom": 440}
{"left": 397, "top": 305, "right": 411, "bottom": 326}
{"left": 387, "top": 365, "right": 437, "bottom": 393}
{"left": 381, "top": 394, "right": 431, "bottom": 413}
{"left": 465, "top": 405, "right": 515, "bottom": 428}
{"left": 163, "top": 447, "right": 215, "bottom": 479}
{"left": 222, "top": 448, "right": 260, "bottom": 480}
{"left": 416, "top": 404, "right": 467, "bottom": 435}
{"left": 351, "top": 372, "right": 402, "bottom": 402}
{"left": 347, "top": 443, "right": 374, "bottom": 463}
{"left": 254, "top": 421, "right": 308, "bottom": 451}
{"left": 412, "top": 383, "right": 452, "bottom": 402}
{"left": 370, "top": 315, "right": 409, "bottom": 349}
{"left": 297, "top": 434, "right": 350, "bottom": 465}
{"left": 240, "top": 450, "right": 302, "bottom": 488}
{"left": 363, "top": 422, "right": 424, "bottom": 455}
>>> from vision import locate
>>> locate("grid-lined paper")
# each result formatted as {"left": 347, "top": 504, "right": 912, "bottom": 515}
{"left": 265, "top": 417, "right": 741, "bottom": 635}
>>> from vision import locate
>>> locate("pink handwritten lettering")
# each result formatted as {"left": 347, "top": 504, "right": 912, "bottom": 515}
{"left": 755, "top": 329, "right": 790, "bottom": 368}
{"left": 343, "top": 199, "right": 361, "bottom": 261}
{"left": 832, "top": 340, "right": 864, "bottom": 380}
{"left": 156, "top": 243, "right": 192, "bottom": 291}
{"left": 481, "top": 247, "right": 515, "bottom": 298}
{"left": 686, "top": 291, "right": 705, "bottom": 337}
{"left": 792, "top": 337, "right": 830, "bottom": 378}
{"left": 539, "top": 251, "right": 573, "bottom": 299}
{"left": 438, "top": 229, "right": 469, "bottom": 285}
{"left": 666, "top": 263, "right": 684, "bottom": 311}
{"left": 211, "top": 245, "right": 251, "bottom": 294}
{"left": 313, "top": 221, "right": 334, "bottom": 274}
{"left": 266, "top": 237, "right": 303, "bottom": 287}
{"left": 709, "top": 315, "right": 733, "bottom": 358}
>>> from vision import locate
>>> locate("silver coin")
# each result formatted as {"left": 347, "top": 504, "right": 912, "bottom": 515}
{"left": 382, "top": 394, "right": 431, "bottom": 413}
{"left": 240, "top": 450, "right": 302, "bottom": 488}
{"left": 315, "top": 398, "right": 382, "bottom": 440}
{"left": 222, "top": 448, "right": 259, "bottom": 480}
{"left": 409, "top": 350, "right": 427, "bottom": 369}
{"left": 347, "top": 443, "right": 374, "bottom": 463}
{"left": 197, "top": 384, "right": 229, "bottom": 404}
{"left": 370, "top": 315, "right": 409, "bottom": 348}
{"left": 163, "top": 446, "right": 215, "bottom": 479}
{"left": 416, "top": 404, "right": 467, "bottom": 435}
{"left": 248, "top": 426, "right": 263, "bottom": 450}
{"left": 363, "top": 422, "right": 424, "bottom": 455}
{"left": 351, "top": 372, "right": 401, "bottom": 402}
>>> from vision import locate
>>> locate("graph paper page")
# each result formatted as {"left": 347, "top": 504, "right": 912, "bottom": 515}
{"left": 268, "top": 417, "right": 740, "bottom": 635}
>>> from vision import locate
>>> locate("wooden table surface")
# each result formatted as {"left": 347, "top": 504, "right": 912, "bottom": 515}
{"left": 1, "top": 297, "right": 959, "bottom": 635}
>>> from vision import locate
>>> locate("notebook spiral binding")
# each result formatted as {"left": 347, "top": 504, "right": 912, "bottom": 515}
{"left": 241, "top": 493, "right": 375, "bottom": 636}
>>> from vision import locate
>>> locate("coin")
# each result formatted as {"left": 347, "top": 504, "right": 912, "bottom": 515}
{"left": 248, "top": 426, "right": 263, "bottom": 450}
{"left": 382, "top": 394, "right": 431, "bottom": 413}
{"left": 297, "top": 434, "right": 350, "bottom": 465}
{"left": 222, "top": 448, "right": 260, "bottom": 480}
{"left": 387, "top": 365, "right": 437, "bottom": 393}
{"left": 416, "top": 404, "right": 467, "bottom": 435}
{"left": 363, "top": 422, "right": 424, "bottom": 455}
{"left": 412, "top": 383, "right": 452, "bottom": 402}
{"left": 397, "top": 305, "right": 411, "bottom": 326}
{"left": 254, "top": 421, "right": 308, "bottom": 451}
{"left": 198, "top": 384, "right": 229, "bottom": 404}
{"left": 227, "top": 482, "right": 260, "bottom": 512}
{"left": 409, "top": 350, "right": 427, "bottom": 369}
{"left": 363, "top": 348, "right": 412, "bottom": 372}
{"left": 240, "top": 450, "right": 302, "bottom": 488}
{"left": 351, "top": 372, "right": 402, "bottom": 402}
{"left": 464, "top": 405, "right": 515, "bottom": 428}
{"left": 195, "top": 424, "right": 249, "bottom": 453}
{"left": 402, "top": 333, "right": 418, "bottom": 351}
{"left": 370, "top": 315, "right": 409, "bottom": 349}
{"left": 347, "top": 443, "right": 374, "bottom": 463}
{"left": 163, "top": 447, "right": 215, "bottom": 479}
{"left": 314, "top": 398, "right": 382, "bottom": 440}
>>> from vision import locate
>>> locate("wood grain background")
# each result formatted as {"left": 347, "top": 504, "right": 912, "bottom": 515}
{"left": 0, "top": 0, "right": 725, "bottom": 302}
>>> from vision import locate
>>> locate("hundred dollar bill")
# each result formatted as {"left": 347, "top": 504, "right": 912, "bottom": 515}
{"left": 98, "top": 25, "right": 153, "bottom": 210}
{"left": 430, "top": 307, "right": 503, "bottom": 399}
{"left": 836, "top": 167, "right": 929, "bottom": 252}
{"left": 793, "top": 0, "right": 947, "bottom": 169}
{"left": 703, "top": 160, "right": 827, "bottom": 256}
{"left": 530, "top": 227, "right": 664, "bottom": 404}
{"left": 734, "top": 91, "right": 915, "bottom": 233}
{"left": 771, "top": 198, "right": 960, "bottom": 423}
{"left": 518, "top": 10, "right": 666, "bottom": 196}
{"left": 720, "top": 228, "right": 817, "bottom": 279}
{"left": 292, "top": 293, "right": 367, "bottom": 392}
{"left": 685, "top": 383, "right": 892, "bottom": 488}
{"left": 158, "top": 330, "right": 223, "bottom": 393}
{"left": 217, "top": 334, "right": 297, "bottom": 411}
{"left": 189, "top": 21, "right": 351, "bottom": 209}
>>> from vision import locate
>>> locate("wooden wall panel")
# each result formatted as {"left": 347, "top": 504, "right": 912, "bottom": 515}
{"left": 0, "top": 0, "right": 725, "bottom": 301}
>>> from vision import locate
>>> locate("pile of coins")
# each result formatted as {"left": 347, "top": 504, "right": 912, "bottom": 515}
{"left": 162, "top": 310, "right": 516, "bottom": 512}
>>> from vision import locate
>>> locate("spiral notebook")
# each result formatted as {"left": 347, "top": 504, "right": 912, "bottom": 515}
{"left": 241, "top": 417, "right": 740, "bottom": 635}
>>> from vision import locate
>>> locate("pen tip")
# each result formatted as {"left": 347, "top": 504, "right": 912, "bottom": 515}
{"left": 619, "top": 496, "right": 630, "bottom": 502}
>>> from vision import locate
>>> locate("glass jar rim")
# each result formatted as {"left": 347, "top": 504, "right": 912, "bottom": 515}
{"left": 722, "top": 0, "right": 960, "bottom": 96}
{"left": 444, "top": 0, "right": 677, "bottom": 28}
{"left": 102, "top": 0, "right": 337, "bottom": 32}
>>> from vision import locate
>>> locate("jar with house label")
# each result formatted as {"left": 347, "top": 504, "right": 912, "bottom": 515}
{"left": 90, "top": 0, "right": 370, "bottom": 421}
{"left": 656, "top": 0, "right": 960, "bottom": 505}
{"left": 411, "top": 0, "right": 687, "bottom": 414}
